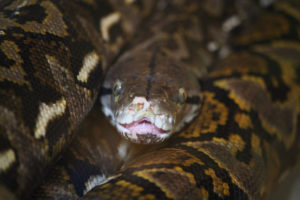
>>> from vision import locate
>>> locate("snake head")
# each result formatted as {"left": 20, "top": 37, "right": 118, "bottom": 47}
{"left": 100, "top": 50, "right": 202, "bottom": 144}
{"left": 115, "top": 96, "right": 175, "bottom": 143}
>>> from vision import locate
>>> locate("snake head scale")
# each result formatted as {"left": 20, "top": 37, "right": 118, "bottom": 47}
{"left": 101, "top": 50, "right": 202, "bottom": 144}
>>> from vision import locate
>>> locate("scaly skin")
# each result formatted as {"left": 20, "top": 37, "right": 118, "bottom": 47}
{"left": 1, "top": 0, "right": 298, "bottom": 200}
{"left": 30, "top": 1, "right": 267, "bottom": 199}
{"left": 1, "top": 0, "right": 253, "bottom": 198}
{"left": 80, "top": 2, "right": 300, "bottom": 200}
{"left": 0, "top": 0, "right": 155, "bottom": 198}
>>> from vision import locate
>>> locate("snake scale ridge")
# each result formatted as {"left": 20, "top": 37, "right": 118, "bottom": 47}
{"left": 0, "top": 0, "right": 300, "bottom": 199}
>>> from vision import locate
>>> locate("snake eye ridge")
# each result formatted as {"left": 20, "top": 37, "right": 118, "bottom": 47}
{"left": 178, "top": 87, "right": 187, "bottom": 104}
{"left": 113, "top": 79, "right": 122, "bottom": 97}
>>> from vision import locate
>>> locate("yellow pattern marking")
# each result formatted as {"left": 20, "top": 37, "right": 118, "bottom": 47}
{"left": 233, "top": 13, "right": 289, "bottom": 45}
{"left": 253, "top": 41, "right": 300, "bottom": 86}
{"left": 34, "top": 98, "right": 66, "bottom": 139}
{"left": 0, "top": 40, "right": 30, "bottom": 87}
{"left": 227, "top": 91, "right": 250, "bottom": 111}
{"left": 125, "top": 0, "right": 135, "bottom": 4}
{"left": 115, "top": 180, "right": 146, "bottom": 198}
{"left": 210, "top": 52, "right": 268, "bottom": 77}
{"left": 101, "top": 12, "right": 121, "bottom": 41}
{"left": 275, "top": 2, "right": 300, "bottom": 22}
{"left": 138, "top": 194, "right": 156, "bottom": 200}
{"left": 251, "top": 134, "right": 262, "bottom": 156}
{"left": 199, "top": 187, "right": 209, "bottom": 200}
{"left": 183, "top": 92, "right": 228, "bottom": 137}
{"left": 214, "top": 80, "right": 251, "bottom": 111}
{"left": 113, "top": 180, "right": 155, "bottom": 200}
{"left": 212, "top": 134, "right": 245, "bottom": 155}
{"left": 182, "top": 141, "right": 251, "bottom": 196}
{"left": 0, "top": 149, "right": 16, "bottom": 172}
{"left": 235, "top": 112, "right": 253, "bottom": 129}
{"left": 228, "top": 134, "right": 246, "bottom": 154}
{"left": 134, "top": 167, "right": 196, "bottom": 199}
{"left": 96, "top": 179, "right": 155, "bottom": 199}
{"left": 77, "top": 51, "right": 100, "bottom": 83}
{"left": 129, "top": 148, "right": 204, "bottom": 168}
{"left": 18, "top": 1, "right": 68, "bottom": 36}
{"left": 205, "top": 168, "right": 230, "bottom": 197}
{"left": 242, "top": 76, "right": 267, "bottom": 89}
{"left": 0, "top": 1, "right": 67, "bottom": 36}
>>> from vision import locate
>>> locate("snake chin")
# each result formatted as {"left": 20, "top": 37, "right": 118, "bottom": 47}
{"left": 120, "top": 117, "right": 169, "bottom": 134}
{"left": 108, "top": 96, "right": 175, "bottom": 143}
{"left": 117, "top": 124, "right": 171, "bottom": 144}
{"left": 101, "top": 95, "right": 201, "bottom": 144}
{"left": 116, "top": 117, "right": 172, "bottom": 144}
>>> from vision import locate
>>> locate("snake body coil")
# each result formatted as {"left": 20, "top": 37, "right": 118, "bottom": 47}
{"left": 0, "top": 0, "right": 300, "bottom": 200}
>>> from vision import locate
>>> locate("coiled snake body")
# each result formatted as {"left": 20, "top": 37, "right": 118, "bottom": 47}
{"left": 0, "top": 0, "right": 300, "bottom": 200}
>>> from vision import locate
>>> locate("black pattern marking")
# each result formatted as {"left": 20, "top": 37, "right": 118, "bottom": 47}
{"left": 65, "top": 157, "right": 103, "bottom": 197}
{"left": 146, "top": 50, "right": 158, "bottom": 100}
{"left": 100, "top": 87, "right": 112, "bottom": 96}
{"left": 186, "top": 95, "right": 202, "bottom": 104}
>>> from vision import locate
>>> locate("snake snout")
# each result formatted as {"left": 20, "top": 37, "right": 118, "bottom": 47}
{"left": 114, "top": 96, "right": 174, "bottom": 143}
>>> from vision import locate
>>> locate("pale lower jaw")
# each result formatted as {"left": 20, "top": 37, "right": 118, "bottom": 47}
{"left": 115, "top": 122, "right": 171, "bottom": 144}
{"left": 121, "top": 119, "right": 168, "bottom": 134}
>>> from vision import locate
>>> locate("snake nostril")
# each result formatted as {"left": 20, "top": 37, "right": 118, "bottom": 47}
{"left": 136, "top": 103, "right": 144, "bottom": 109}
{"left": 132, "top": 97, "right": 150, "bottom": 110}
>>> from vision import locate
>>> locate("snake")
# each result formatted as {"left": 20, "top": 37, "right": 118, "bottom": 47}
{"left": 1, "top": 0, "right": 300, "bottom": 200}
{"left": 100, "top": 30, "right": 202, "bottom": 144}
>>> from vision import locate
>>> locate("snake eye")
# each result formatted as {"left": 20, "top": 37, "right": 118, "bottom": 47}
{"left": 113, "top": 79, "right": 122, "bottom": 97}
{"left": 177, "top": 87, "right": 187, "bottom": 104}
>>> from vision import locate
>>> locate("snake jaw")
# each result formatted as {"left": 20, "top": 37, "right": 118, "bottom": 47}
{"left": 116, "top": 122, "right": 171, "bottom": 144}
{"left": 116, "top": 114, "right": 173, "bottom": 144}
{"left": 114, "top": 97, "right": 174, "bottom": 143}
{"left": 120, "top": 117, "right": 169, "bottom": 134}
{"left": 101, "top": 90, "right": 200, "bottom": 144}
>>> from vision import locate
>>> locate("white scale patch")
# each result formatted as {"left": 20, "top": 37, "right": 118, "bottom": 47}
{"left": 207, "top": 41, "right": 219, "bottom": 52}
{"left": 100, "top": 94, "right": 114, "bottom": 121}
{"left": 0, "top": 149, "right": 16, "bottom": 172}
{"left": 100, "top": 12, "right": 121, "bottom": 41}
{"left": 83, "top": 175, "right": 107, "bottom": 195}
{"left": 34, "top": 98, "right": 66, "bottom": 139}
{"left": 178, "top": 104, "right": 199, "bottom": 131}
{"left": 222, "top": 15, "right": 241, "bottom": 32}
{"left": 102, "top": 94, "right": 200, "bottom": 143}
{"left": 118, "top": 141, "right": 129, "bottom": 160}
{"left": 132, "top": 96, "right": 150, "bottom": 109}
{"left": 77, "top": 51, "right": 100, "bottom": 83}
{"left": 116, "top": 96, "right": 173, "bottom": 130}
{"left": 114, "top": 96, "right": 173, "bottom": 142}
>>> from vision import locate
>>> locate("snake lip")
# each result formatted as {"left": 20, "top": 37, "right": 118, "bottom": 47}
{"left": 119, "top": 117, "right": 168, "bottom": 135}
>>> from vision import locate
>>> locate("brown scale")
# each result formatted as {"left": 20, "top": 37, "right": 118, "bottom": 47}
{"left": 0, "top": 0, "right": 155, "bottom": 199}
{"left": 80, "top": 2, "right": 300, "bottom": 200}
{"left": 31, "top": 1, "right": 268, "bottom": 199}
{"left": 1, "top": 0, "right": 299, "bottom": 200}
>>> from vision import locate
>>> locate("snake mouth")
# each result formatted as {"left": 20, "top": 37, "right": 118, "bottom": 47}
{"left": 111, "top": 97, "right": 174, "bottom": 143}
{"left": 120, "top": 117, "right": 169, "bottom": 135}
